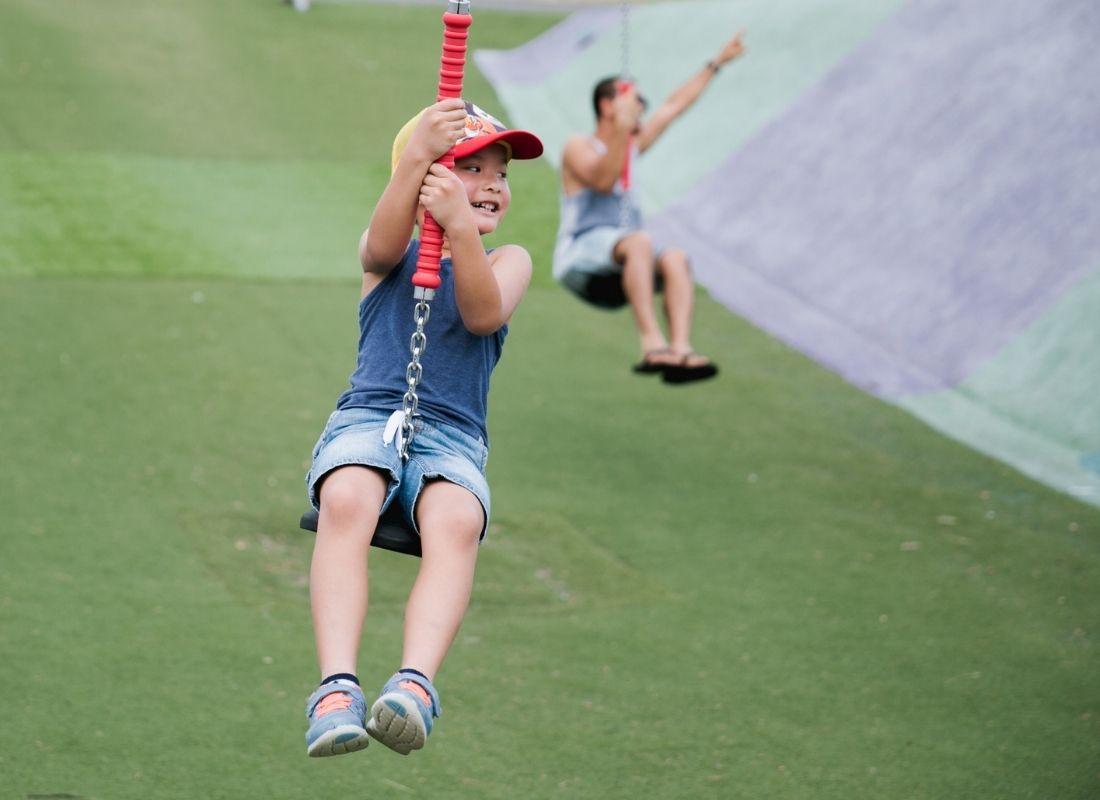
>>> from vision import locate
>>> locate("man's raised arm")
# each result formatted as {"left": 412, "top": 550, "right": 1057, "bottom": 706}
{"left": 637, "top": 31, "right": 746, "bottom": 153}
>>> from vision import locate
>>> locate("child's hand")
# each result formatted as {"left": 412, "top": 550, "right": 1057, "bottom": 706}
{"left": 405, "top": 99, "right": 467, "bottom": 165}
{"left": 713, "top": 30, "right": 747, "bottom": 67}
{"left": 419, "top": 163, "right": 475, "bottom": 234}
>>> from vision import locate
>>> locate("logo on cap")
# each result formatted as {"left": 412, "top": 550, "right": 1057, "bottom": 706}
{"left": 459, "top": 102, "right": 507, "bottom": 146}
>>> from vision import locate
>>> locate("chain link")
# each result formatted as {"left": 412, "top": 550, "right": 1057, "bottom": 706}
{"left": 620, "top": 0, "right": 630, "bottom": 81}
{"left": 399, "top": 298, "right": 432, "bottom": 461}
{"left": 619, "top": 0, "right": 633, "bottom": 230}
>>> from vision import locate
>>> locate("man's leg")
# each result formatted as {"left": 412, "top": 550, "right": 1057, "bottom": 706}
{"left": 657, "top": 248, "right": 717, "bottom": 377}
{"left": 657, "top": 247, "right": 697, "bottom": 355}
{"left": 614, "top": 231, "right": 671, "bottom": 359}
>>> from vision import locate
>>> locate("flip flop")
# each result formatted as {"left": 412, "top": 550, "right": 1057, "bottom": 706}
{"left": 632, "top": 348, "right": 674, "bottom": 374}
{"left": 662, "top": 352, "right": 718, "bottom": 384}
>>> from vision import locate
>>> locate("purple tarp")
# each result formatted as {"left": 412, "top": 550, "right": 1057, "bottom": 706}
{"left": 474, "top": 8, "right": 619, "bottom": 86}
{"left": 649, "top": 0, "right": 1100, "bottom": 397}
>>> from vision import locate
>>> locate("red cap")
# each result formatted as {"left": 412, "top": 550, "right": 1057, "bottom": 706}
{"left": 451, "top": 101, "right": 543, "bottom": 161}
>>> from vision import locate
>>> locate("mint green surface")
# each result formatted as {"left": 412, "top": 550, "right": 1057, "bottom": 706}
{"left": 900, "top": 267, "right": 1100, "bottom": 508}
{"left": 2, "top": 2, "right": 1099, "bottom": 798}
{"left": 478, "top": 0, "right": 902, "bottom": 214}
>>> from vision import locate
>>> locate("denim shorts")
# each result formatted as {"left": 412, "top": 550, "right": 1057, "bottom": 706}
{"left": 557, "top": 226, "right": 665, "bottom": 309}
{"left": 557, "top": 225, "right": 630, "bottom": 291}
{"left": 306, "top": 407, "right": 491, "bottom": 540}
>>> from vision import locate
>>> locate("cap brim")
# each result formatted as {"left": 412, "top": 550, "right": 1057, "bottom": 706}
{"left": 452, "top": 130, "right": 544, "bottom": 161}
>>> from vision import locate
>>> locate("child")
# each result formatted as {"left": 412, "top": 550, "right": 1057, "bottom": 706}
{"left": 302, "top": 98, "right": 543, "bottom": 757}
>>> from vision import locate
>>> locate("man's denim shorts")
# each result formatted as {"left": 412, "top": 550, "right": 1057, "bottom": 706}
{"left": 557, "top": 225, "right": 629, "bottom": 294}
{"left": 557, "top": 226, "right": 665, "bottom": 309}
{"left": 306, "top": 407, "right": 491, "bottom": 540}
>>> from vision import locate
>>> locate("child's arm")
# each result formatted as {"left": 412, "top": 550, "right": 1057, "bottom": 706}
{"left": 636, "top": 30, "right": 746, "bottom": 153}
{"left": 561, "top": 88, "right": 640, "bottom": 194}
{"left": 359, "top": 99, "right": 468, "bottom": 275}
{"left": 418, "top": 164, "right": 532, "bottom": 335}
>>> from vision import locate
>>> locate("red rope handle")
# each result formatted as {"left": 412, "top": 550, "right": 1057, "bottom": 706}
{"left": 616, "top": 79, "right": 634, "bottom": 191}
{"left": 412, "top": 7, "right": 473, "bottom": 294}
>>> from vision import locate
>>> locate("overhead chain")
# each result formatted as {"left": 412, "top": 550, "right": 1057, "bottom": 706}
{"left": 619, "top": 0, "right": 634, "bottom": 230}
{"left": 620, "top": 0, "right": 631, "bottom": 82}
{"left": 399, "top": 297, "right": 432, "bottom": 461}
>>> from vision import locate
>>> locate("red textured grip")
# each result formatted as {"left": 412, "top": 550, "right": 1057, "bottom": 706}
{"left": 616, "top": 79, "right": 634, "bottom": 191}
{"left": 413, "top": 9, "right": 473, "bottom": 291}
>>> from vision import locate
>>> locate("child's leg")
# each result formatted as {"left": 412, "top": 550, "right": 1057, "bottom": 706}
{"left": 311, "top": 465, "right": 388, "bottom": 678}
{"left": 365, "top": 478, "right": 482, "bottom": 755}
{"left": 401, "top": 479, "right": 484, "bottom": 679}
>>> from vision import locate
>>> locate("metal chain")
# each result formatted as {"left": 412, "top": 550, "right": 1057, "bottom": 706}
{"left": 619, "top": 0, "right": 633, "bottom": 229}
{"left": 399, "top": 298, "right": 432, "bottom": 461}
{"left": 620, "top": 0, "right": 630, "bottom": 81}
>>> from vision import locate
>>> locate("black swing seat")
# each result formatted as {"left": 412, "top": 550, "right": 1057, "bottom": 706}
{"left": 572, "top": 271, "right": 664, "bottom": 310}
{"left": 577, "top": 273, "right": 630, "bottom": 310}
{"left": 299, "top": 504, "right": 422, "bottom": 557}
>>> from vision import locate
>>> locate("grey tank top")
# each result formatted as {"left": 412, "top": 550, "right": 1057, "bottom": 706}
{"left": 553, "top": 138, "right": 643, "bottom": 279}
{"left": 336, "top": 240, "right": 506, "bottom": 443}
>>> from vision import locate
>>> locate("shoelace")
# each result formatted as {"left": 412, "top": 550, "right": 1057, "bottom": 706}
{"left": 399, "top": 680, "right": 432, "bottom": 709}
{"left": 315, "top": 691, "right": 354, "bottom": 718}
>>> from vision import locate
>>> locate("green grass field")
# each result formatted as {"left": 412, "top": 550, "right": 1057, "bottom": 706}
{"left": 2, "top": 2, "right": 1097, "bottom": 798}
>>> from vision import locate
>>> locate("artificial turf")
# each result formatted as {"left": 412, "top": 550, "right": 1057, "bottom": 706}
{"left": 1, "top": 2, "right": 1097, "bottom": 798}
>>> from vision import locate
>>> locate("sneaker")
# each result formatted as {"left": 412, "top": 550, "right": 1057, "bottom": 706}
{"left": 304, "top": 680, "right": 369, "bottom": 758}
{"left": 366, "top": 671, "right": 441, "bottom": 755}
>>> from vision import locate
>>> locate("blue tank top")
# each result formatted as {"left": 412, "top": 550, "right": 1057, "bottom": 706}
{"left": 552, "top": 138, "right": 643, "bottom": 280}
{"left": 336, "top": 240, "right": 507, "bottom": 442}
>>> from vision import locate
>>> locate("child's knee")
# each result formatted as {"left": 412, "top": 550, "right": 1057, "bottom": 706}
{"left": 317, "top": 466, "right": 386, "bottom": 527}
{"left": 416, "top": 483, "right": 484, "bottom": 548}
{"left": 425, "top": 507, "right": 483, "bottom": 547}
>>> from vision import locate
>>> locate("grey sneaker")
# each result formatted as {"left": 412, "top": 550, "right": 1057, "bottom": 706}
{"left": 366, "top": 671, "right": 441, "bottom": 755}
{"left": 304, "top": 681, "right": 369, "bottom": 757}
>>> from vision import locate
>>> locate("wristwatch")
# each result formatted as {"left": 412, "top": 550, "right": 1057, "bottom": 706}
{"left": 706, "top": 60, "right": 720, "bottom": 75}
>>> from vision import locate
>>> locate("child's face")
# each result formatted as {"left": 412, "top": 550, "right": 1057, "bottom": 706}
{"left": 454, "top": 144, "right": 511, "bottom": 235}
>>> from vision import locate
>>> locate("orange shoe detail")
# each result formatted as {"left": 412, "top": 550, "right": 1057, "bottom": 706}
{"left": 315, "top": 691, "right": 354, "bottom": 718}
{"left": 399, "top": 680, "right": 432, "bottom": 707}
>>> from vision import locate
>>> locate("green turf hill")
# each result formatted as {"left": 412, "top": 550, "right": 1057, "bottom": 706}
{"left": 1, "top": 2, "right": 1097, "bottom": 798}
{"left": 0, "top": 0, "right": 558, "bottom": 280}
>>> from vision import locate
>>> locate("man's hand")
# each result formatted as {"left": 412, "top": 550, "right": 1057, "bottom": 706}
{"left": 713, "top": 30, "right": 746, "bottom": 68}
{"left": 404, "top": 98, "right": 467, "bottom": 165}
{"left": 419, "top": 163, "right": 475, "bottom": 234}
{"left": 612, "top": 85, "right": 644, "bottom": 135}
